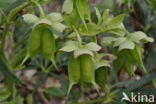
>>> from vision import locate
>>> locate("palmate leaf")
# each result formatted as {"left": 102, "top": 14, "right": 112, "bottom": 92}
{"left": 0, "top": 54, "right": 21, "bottom": 85}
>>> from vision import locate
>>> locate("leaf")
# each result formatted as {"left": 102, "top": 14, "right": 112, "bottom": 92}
{"left": 113, "top": 37, "right": 126, "bottom": 47}
{"left": 75, "top": 0, "right": 89, "bottom": 30}
{"left": 116, "top": 23, "right": 126, "bottom": 36}
{"left": 112, "top": 72, "right": 156, "bottom": 92}
{"left": 74, "top": 48, "right": 94, "bottom": 58}
{"left": 126, "top": 72, "right": 156, "bottom": 91}
{"left": 113, "top": 58, "right": 124, "bottom": 72}
{"left": 85, "top": 42, "right": 101, "bottom": 52}
{"left": 8, "top": 95, "right": 24, "bottom": 104}
{"left": 46, "top": 12, "right": 63, "bottom": 23}
{"left": 46, "top": 87, "right": 65, "bottom": 98}
{"left": 0, "top": 54, "right": 21, "bottom": 85}
{"left": 99, "top": 53, "right": 117, "bottom": 61}
{"left": 143, "top": 37, "right": 154, "bottom": 42}
{"left": 78, "top": 23, "right": 102, "bottom": 36}
{"left": 51, "top": 23, "right": 67, "bottom": 32}
{"left": 119, "top": 40, "right": 135, "bottom": 51}
{"left": 135, "top": 88, "right": 156, "bottom": 96}
{"left": 128, "top": 31, "right": 154, "bottom": 43}
{"left": 101, "top": 37, "right": 115, "bottom": 46}
{"left": 23, "top": 14, "right": 39, "bottom": 24}
{"left": 94, "top": 7, "right": 102, "bottom": 24}
{"left": 62, "top": 0, "right": 74, "bottom": 14}
{"left": 124, "top": 61, "right": 135, "bottom": 76}
{"left": 146, "top": 51, "right": 156, "bottom": 69}
{"left": 130, "top": 44, "right": 147, "bottom": 73}
{"left": 11, "top": 48, "right": 27, "bottom": 70}
{"left": 75, "top": 0, "right": 90, "bottom": 20}
{"left": 5, "top": 0, "right": 26, "bottom": 14}
{"left": 102, "top": 9, "right": 109, "bottom": 25}
{"left": 34, "top": 19, "right": 51, "bottom": 27}
{"left": 94, "top": 60, "right": 110, "bottom": 69}
{"left": 109, "top": 14, "right": 126, "bottom": 27}
{"left": 128, "top": 31, "right": 147, "bottom": 42}
{"left": 112, "top": 80, "right": 136, "bottom": 89}
{"left": 0, "top": 88, "right": 11, "bottom": 102}
{"left": 60, "top": 41, "right": 78, "bottom": 52}
{"left": 64, "top": 8, "right": 79, "bottom": 27}
{"left": 7, "top": 2, "right": 30, "bottom": 22}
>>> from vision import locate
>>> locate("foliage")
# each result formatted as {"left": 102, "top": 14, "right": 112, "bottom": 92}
{"left": 0, "top": 0, "right": 156, "bottom": 104}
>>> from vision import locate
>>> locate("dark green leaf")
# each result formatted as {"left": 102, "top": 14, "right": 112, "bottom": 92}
{"left": 46, "top": 87, "right": 65, "bottom": 98}
{"left": 0, "top": 52, "right": 21, "bottom": 84}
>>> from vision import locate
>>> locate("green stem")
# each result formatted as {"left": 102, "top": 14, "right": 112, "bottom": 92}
{"left": 7, "top": 2, "right": 31, "bottom": 23}
{"left": 1, "top": 2, "right": 31, "bottom": 51}
{"left": 0, "top": 23, "right": 9, "bottom": 51}
{"left": 31, "top": 1, "right": 45, "bottom": 18}
{"left": 73, "top": 26, "right": 82, "bottom": 46}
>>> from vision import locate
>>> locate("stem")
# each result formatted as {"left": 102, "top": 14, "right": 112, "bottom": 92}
{"left": 0, "top": 23, "right": 9, "bottom": 51}
{"left": 31, "top": 1, "right": 45, "bottom": 18}
{"left": 73, "top": 26, "right": 82, "bottom": 46}
{"left": 7, "top": 2, "right": 31, "bottom": 23}
{"left": 0, "top": 2, "right": 31, "bottom": 51}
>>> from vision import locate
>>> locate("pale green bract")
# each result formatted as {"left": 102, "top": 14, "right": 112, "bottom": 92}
{"left": 62, "top": 0, "right": 74, "bottom": 14}
{"left": 113, "top": 37, "right": 126, "bottom": 47}
{"left": 118, "top": 40, "right": 135, "bottom": 51}
{"left": 60, "top": 41, "right": 79, "bottom": 52}
{"left": 51, "top": 23, "right": 67, "bottom": 32}
{"left": 85, "top": 42, "right": 101, "bottom": 51}
{"left": 46, "top": 13, "right": 63, "bottom": 23}
{"left": 74, "top": 48, "right": 94, "bottom": 58}
{"left": 129, "top": 31, "right": 154, "bottom": 43}
{"left": 23, "top": 14, "right": 39, "bottom": 24}
{"left": 34, "top": 18, "right": 51, "bottom": 27}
